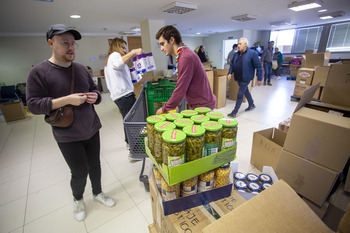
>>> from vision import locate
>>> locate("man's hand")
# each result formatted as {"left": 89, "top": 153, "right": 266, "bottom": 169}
{"left": 68, "top": 93, "right": 87, "bottom": 106}
{"left": 85, "top": 92, "right": 98, "bottom": 104}
{"left": 156, "top": 108, "right": 164, "bottom": 115}
{"left": 257, "top": 80, "right": 263, "bottom": 86}
{"left": 227, "top": 74, "right": 232, "bottom": 81}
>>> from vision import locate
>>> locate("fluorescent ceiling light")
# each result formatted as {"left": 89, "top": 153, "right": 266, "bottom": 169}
{"left": 161, "top": 1, "right": 197, "bottom": 14}
{"left": 70, "top": 15, "right": 81, "bottom": 19}
{"left": 196, "top": 32, "right": 201, "bottom": 35}
{"left": 318, "top": 9, "right": 327, "bottom": 12}
{"left": 319, "top": 11, "right": 345, "bottom": 20}
{"left": 288, "top": 0, "right": 323, "bottom": 11}
{"left": 270, "top": 21, "right": 293, "bottom": 26}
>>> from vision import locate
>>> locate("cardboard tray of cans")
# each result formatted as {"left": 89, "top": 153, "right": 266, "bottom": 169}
{"left": 145, "top": 138, "right": 237, "bottom": 186}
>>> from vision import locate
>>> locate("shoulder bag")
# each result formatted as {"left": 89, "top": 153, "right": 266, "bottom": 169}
{"left": 44, "top": 64, "right": 75, "bottom": 127}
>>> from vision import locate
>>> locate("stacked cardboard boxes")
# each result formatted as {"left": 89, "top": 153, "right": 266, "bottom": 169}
{"left": 213, "top": 69, "right": 228, "bottom": 109}
{"left": 292, "top": 52, "right": 331, "bottom": 99}
{"left": 275, "top": 107, "right": 350, "bottom": 207}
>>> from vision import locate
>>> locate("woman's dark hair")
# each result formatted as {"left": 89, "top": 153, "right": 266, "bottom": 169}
{"left": 233, "top": 44, "right": 238, "bottom": 49}
{"left": 155, "top": 25, "right": 182, "bottom": 45}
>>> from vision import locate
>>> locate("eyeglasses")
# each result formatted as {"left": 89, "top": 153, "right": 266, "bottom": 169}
{"left": 59, "top": 41, "right": 79, "bottom": 49}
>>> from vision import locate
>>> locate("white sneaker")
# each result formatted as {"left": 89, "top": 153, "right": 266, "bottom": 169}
{"left": 73, "top": 198, "right": 86, "bottom": 222}
{"left": 93, "top": 192, "right": 116, "bottom": 207}
{"left": 277, "top": 76, "right": 281, "bottom": 80}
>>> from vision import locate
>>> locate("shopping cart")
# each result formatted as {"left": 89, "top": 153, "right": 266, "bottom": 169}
{"left": 123, "top": 79, "right": 186, "bottom": 191}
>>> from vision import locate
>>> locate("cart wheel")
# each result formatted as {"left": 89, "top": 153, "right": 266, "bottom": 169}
{"left": 140, "top": 175, "right": 150, "bottom": 192}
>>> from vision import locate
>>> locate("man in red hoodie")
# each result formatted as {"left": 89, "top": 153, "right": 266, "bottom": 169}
{"left": 155, "top": 25, "right": 216, "bottom": 115}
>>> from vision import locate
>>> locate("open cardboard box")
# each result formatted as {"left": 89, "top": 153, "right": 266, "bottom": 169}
{"left": 146, "top": 138, "right": 236, "bottom": 186}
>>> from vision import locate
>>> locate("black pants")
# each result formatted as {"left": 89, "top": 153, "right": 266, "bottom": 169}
{"left": 114, "top": 93, "right": 136, "bottom": 143}
{"left": 57, "top": 132, "right": 101, "bottom": 200}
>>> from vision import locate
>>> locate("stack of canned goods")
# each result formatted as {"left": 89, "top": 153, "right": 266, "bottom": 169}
{"left": 233, "top": 171, "right": 273, "bottom": 193}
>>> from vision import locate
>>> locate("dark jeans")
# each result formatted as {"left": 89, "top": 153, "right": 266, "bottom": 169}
{"left": 114, "top": 92, "right": 136, "bottom": 143}
{"left": 274, "top": 62, "right": 282, "bottom": 76}
{"left": 57, "top": 132, "right": 101, "bottom": 200}
{"left": 264, "top": 62, "right": 272, "bottom": 83}
{"left": 232, "top": 80, "right": 254, "bottom": 114}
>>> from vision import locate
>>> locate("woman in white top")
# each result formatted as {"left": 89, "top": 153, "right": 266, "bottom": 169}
{"left": 104, "top": 38, "right": 143, "bottom": 146}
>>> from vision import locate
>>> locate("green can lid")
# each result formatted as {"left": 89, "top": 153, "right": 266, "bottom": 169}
{"left": 174, "top": 119, "right": 194, "bottom": 128}
{"left": 191, "top": 114, "right": 210, "bottom": 124}
{"left": 183, "top": 125, "right": 205, "bottom": 137}
{"left": 165, "top": 112, "right": 183, "bottom": 121}
{"left": 180, "top": 110, "right": 198, "bottom": 117}
{"left": 146, "top": 115, "right": 166, "bottom": 124}
{"left": 162, "top": 130, "right": 186, "bottom": 143}
{"left": 194, "top": 107, "right": 211, "bottom": 114}
{"left": 201, "top": 121, "right": 223, "bottom": 131}
{"left": 206, "top": 112, "right": 224, "bottom": 120}
{"left": 218, "top": 118, "right": 238, "bottom": 127}
{"left": 155, "top": 121, "right": 176, "bottom": 132}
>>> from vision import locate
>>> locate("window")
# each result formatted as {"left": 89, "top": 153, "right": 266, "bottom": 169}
{"left": 326, "top": 22, "right": 350, "bottom": 52}
{"left": 292, "top": 26, "right": 323, "bottom": 53}
{"left": 270, "top": 29, "right": 295, "bottom": 53}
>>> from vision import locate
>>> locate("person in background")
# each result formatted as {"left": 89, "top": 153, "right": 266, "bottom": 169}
{"left": 261, "top": 41, "right": 274, "bottom": 86}
{"left": 227, "top": 44, "right": 238, "bottom": 65}
{"left": 197, "top": 45, "right": 208, "bottom": 62}
{"left": 26, "top": 24, "right": 116, "bottom": 222}
{"left": 273, "top": 47, "right": 283, "bottom": 79}
{"left": 155, "top": 26, "right": 216, "bottom": 115}
{"left": 227, "top": 37, "right": 263, "bottom": 118}
{"left": 104, "top": 38, "right": 143, "bottom": 150}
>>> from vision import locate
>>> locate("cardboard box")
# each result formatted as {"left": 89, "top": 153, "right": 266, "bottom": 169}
{"left": 302, "top": 197, "right": 329, "bottom": 219}
{"left": 150, "top": 177, "right": 218, "bottom": 233}
{"left": 296, "top": 68, "right": 315, "bottom": 85}
{"left": 214, "top": 75, "right": 226, "bottom": 109}
{"left": 202, "top": 180, "right": 333, "bottom": 233}
{"left": 322, "top": 183, "right": 350, "bottom": 231}
{"left": 0, "top": 101, "right": 26, "bottom": 122}
{"left": 275, "top": 149, "right": 339, "bottom": 206}
{"left": 345, "top": 163, "right": 350, "bottom": 193}
{"left": 250, "top": 128, "right": 287, "bottom": 171}
{"left": 278, "top": 117, "right": 292, "bottom": 133}
{"left": 293, "top": 83, "right": 321, "bottom": 99}
{"left": 313, "top": 66, "right": 330, "bottom": 87}
{"left": 205, "top": 70, "right": 214, "bottom": 93}
{"left": 305, "top": 101, "right": 350, "bottom": 118}
{"left": 321, "top": 63, "right": 350, "bottom": 108}
{"left": 305, "top": 49, "right": 315, "bottom": 55}
{"left": 302, "top": 52, "right": 331, "bottom": 69}
{"left": 284, "top": 107, "right": 350, "bottom": 172}
{"left": 146, "top": 139, "right": 236, "bottom": 186}
{"left": 148, "top": 224, "right": 158, "bottom": 233}
{"left": 289, "top": 64, "right": 301, "bottom": 77}
{"left": 213, "top": 69, "right": 228, "bottom": 79}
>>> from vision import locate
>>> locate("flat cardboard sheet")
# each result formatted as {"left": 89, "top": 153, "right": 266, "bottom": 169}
{"left": 202, "top": 180, "right": 333, "bottom": 233}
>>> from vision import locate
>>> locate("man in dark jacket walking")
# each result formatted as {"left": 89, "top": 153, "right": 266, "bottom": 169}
{"left": 227, "top": 37, "right": 263, "bottom": 118}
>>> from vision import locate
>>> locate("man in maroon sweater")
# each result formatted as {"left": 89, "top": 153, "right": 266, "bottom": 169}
{"left": 155, "top": 26, "right": 216, "bottom": 115}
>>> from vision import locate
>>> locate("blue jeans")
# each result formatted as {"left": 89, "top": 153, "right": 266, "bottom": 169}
{"left": 232, "top": 81, "right": 254, "bottom": 114}
{"left": 264, "top": 62, "right": 272, "bottom": 83}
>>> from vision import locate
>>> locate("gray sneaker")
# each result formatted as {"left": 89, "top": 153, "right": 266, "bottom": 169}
{"left": 73, "top": 198, "right": 86, "bottom": 222}
{"left": 93, "top": 192, "right": 116, "bottom": 207}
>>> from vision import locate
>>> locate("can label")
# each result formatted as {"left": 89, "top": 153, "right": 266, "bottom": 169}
{"left": 221, "top": 138, "right": 235, "bottom": 150}
{"left": 162, "top": 189, "right": 177, "bottom": 201}
{"left": 198, "top": 180, "right": 214, "bottom": 192}
{"left": 203, "top": 143, "right": 218, "bottom": 157}
{"left": 181, "top": 184, "right": 197, "bottom": 197}
{"left": 168, "top": 154, "right": 184, "bottom": 167}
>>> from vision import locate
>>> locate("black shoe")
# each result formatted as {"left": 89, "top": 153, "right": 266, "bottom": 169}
{"left": 263, "top": 81, "right": 267, "bottom": 85}
{"left": 245, "top": 105, "right": 256, "bottom": 111}
{"left": 267, "top": 83, "right": 272, "bottom": 86}
{"left": 227, "top": 112, "right": 236, "bottom": 118}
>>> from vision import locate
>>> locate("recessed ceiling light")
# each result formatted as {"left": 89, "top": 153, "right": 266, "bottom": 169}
{"left": 288, "top": 0, "right": 323, "bottom": 12}
{"left": 70, "top": 15, "right": 81, "bottom": 19}
{"left": 318, "top": 9, "right": 327, "bottom": 12}
{"left": 196, "top": 32, "right": 201, "bottom": 35}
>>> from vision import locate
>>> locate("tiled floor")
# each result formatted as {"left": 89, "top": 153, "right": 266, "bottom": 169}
{"left": 0, "top": 75, "right": 297, "bottom": 233}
